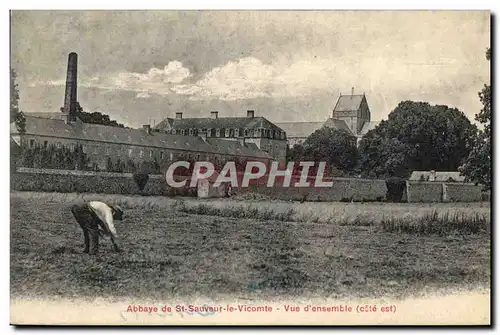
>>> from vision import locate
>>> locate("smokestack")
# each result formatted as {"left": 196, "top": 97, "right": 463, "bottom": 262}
{"left": 210, "top": 111, "right": 218, "bottom": 119}
{"left": 61, "top": 52, "right": 79, "bottom": 123}
{"left": 351, "top": 87, "right": 354, "bottom": 96}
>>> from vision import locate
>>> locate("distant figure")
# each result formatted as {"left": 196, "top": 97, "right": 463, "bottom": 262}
{"left": 71, "top": 200, "right": 124, "bottom": 254}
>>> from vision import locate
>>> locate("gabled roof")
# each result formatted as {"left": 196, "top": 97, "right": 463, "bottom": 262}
{"left": 359, "top": 121, "right": 380, "bottom": 135}
{"left": 323, "top": 118, "right": 352, "bottom": 134}
{"left": 274, "top": 122, "right": 324, "bottom": 138}
{"left": 24, "top": 112, "right": 64, "bottom": 120}
{"left": 12, "top": 116, "right": 272, "bottom": 159}
{"left": 154, "top": 116, "right": 285, "bottom": 133}
{"left": 276, "top": 118, "right": 355, "bottom": 139}
{"left": 409, "top": 171, "right": 466, "bottom": 182}
{"left": 333, "top": 94, "right": 365, "bottom": 112}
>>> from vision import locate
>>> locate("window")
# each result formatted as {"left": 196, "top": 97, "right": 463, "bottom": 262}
{"left": 56, "top": 142, "right": 62, "bottom": 149}
{"left": 172, "top": 129, "right": 177, "bottom": 135}
{"left": 139, "top": 150, "right": 144, "bottom": 158}
{"left": 29, "top": 139, "right": 35, "bottom": 148}
{"left": 169, "top": 152, "right": 173, "bottom": 160}
{"left": 207, "top": 128, "right": 212, "bottom": 137}
{"left": 189, "top": 128, "right": 194, "bottom": 136}
{"left": 225, "top": 129, "right": 230, "bottom": 137}
{"left": 244, "top": 129, "right": 249, "bottom": 137}
{"left": 181, "top": 129, "right": 186, "bottom": 136}
{"left": 82, "top": 145, "right": 87, "bottom": 153}
{"left": 43, "top": 141, "right": 48, "bottom": 148}
{"left": 196, "top": 154, "right": 200, "bottom": 161}
{"left": 216, "top": 129, "right": 220, "bottom": 137}
{"left": 234, "top": 128, "right": 239, "bottom": 137}
{"left": 160, "top": 151, "right": 164, "bottom": 159}
{"left": 150, "top": 150, "right": 153, "bottom": 158}
{"left": 128, "top": 148, "right": 133, "bottom": 157}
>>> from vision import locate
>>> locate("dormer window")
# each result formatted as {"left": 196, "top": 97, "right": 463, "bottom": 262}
{"left": 181, "top": 129, "right": 186, "bottom": 136}
{"left": 216, "top": 128, "right": 221, "bottom": 137}
{"left": 234, "top": 128, "right": 239, "bottom": 137}
{"left": 244, "top": 128, "right": 249, "bottom": 137}
{"left": 225, "top": 129, "right": 231, "bottom": 137}
{"left": 172, "top": 129, "right": 177, "bottom": 135}
{"left": 207, "top": 128, "right": 212, "bottom": 137}
{"left": 189, "top": 128, "right": 194, "bottom": 136}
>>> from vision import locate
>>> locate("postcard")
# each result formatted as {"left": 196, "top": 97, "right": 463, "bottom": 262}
{"left": 9, "top": 10, "right": 491, "bottom": 326}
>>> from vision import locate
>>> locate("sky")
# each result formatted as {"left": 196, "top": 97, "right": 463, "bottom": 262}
{"left": 10, "top": 10, "right": 490, "bottom": 129}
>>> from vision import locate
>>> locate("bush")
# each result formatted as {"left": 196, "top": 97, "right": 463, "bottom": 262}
{"left": 385, "top": 177, "right": 406, "bottom": 203}
{"left": 133, "top": 172, "right": 149, "bottom": 192}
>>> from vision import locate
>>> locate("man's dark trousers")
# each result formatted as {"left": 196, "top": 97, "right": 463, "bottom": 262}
{"left": 71, "top": 203, "right": 103, "bottom": 254}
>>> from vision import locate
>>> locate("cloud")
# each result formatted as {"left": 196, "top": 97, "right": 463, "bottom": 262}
{"left": 30, "top": 54, "right": 488, "bottom": 114}
{"left": 170, "top": 55, "right": 488, "bottom": 103}
{"left": 31, "top": 60, "right": 192, "bottom": 96}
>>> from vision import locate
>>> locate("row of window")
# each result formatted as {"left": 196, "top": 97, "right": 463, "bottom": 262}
{"left": 26, "top": 139, "right": 261, "bottom": 161}
{"left": 168, "top": 127, "right": 286, "bottom": 140}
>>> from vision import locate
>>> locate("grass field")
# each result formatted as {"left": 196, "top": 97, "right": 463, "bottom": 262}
{"left": 10, "top": 191, "right": 491, "bottom": 303}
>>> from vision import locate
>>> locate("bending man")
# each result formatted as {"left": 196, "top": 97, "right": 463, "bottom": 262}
{"left": 71, "top": 200, "right": 124, "bottom": 254}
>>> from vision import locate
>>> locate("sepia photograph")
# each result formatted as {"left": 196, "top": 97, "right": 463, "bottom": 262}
{"left": 9, "top": 9, "right": 491, "bottom": 326}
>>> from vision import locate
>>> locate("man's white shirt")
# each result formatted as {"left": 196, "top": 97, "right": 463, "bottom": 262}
{"left": 88, "top": 201, "right": 118, "bottom": 238}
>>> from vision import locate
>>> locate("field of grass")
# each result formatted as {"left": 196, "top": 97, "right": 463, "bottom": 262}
{"left": 10, "top": 191, "right": 491, "bottom": 303}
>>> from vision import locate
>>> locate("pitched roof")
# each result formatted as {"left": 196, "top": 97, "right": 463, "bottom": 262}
{"left": 334, "top": 94, "right": 365, "bottom": 112}
{"left": 409, "top": 171, "right": 466, "bottom": 182}
{"left": 322, "top": 118, "right": 352, "bottom": 133}
{"left": 24, "top": 112, "right": 64, "bottom": 120}
{"left": 12, "top": 116, "right": 272, "bottom": 159}
{"left": 274, "top": 122, "right": 324, "bottom": 138}
{"left": 155, "top": 116, "right": 285, "bottom": 133}
{"left": 359, "top": 121, "right": 380, "bottom": 135}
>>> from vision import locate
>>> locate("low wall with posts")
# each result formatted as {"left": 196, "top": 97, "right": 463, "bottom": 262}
{"left": 10, "top": 168, "right": 485, "bottom": 202}
{"left": 406, "top": 181, "right": 483, "bottom": 203}
{"left": 10, "top": 167, "right": 196, "bottom": 196}
{"left": 233, "top": 177, "right": 387, "bottom": 202}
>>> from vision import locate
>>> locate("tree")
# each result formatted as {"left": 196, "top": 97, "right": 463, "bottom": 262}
{"left": 301, "top": 127, "right": 358, "bottom": 174}
{"left": 287, "top": 143, "right": 306, "bottom": 162}
{"left": 358, "top": 101, "right": 476, "bottom": 178}
{"left": 10, "top": 69, "right": 26, "bottom": 134}
{"left": 459, "top": 47, "right": 491, "bottom": 189}
{"left": 76, "top": 108, "right": 125, "bottom": 128}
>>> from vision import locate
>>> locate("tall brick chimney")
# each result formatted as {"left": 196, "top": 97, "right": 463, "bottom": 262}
{"left": 60, "top": 52, "right": 79, "bottom": 123}
{"left": 210, "top": 111, "right": 218, "bottom": 119}
{"left": 175, "top": 112, "right": 183, "bottom": 119}
{"left": 247, "top": 110, "right": 255, "bottom": 118}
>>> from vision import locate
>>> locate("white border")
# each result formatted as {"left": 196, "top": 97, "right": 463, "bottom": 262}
{"left": 2, "top": 2, "right": 497, "bottom": 334}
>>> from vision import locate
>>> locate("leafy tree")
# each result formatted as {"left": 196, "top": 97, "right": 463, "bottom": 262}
{"left": 76, "top": 108, "right": 125, "bottom": 128}
{"left": 10, "top": 69, "right": 26, "bottom": 134}
{"left": 287, "top": 143, "right": 306, "bottom": 162}
{"left": 358, "top": 101, "right": 476, "bottom": 178}
{"left": 459, "top": 47, "right": 491, "bottom": 189}
{"left": 301, "top": 127, "right": 358, "bottom": 174}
